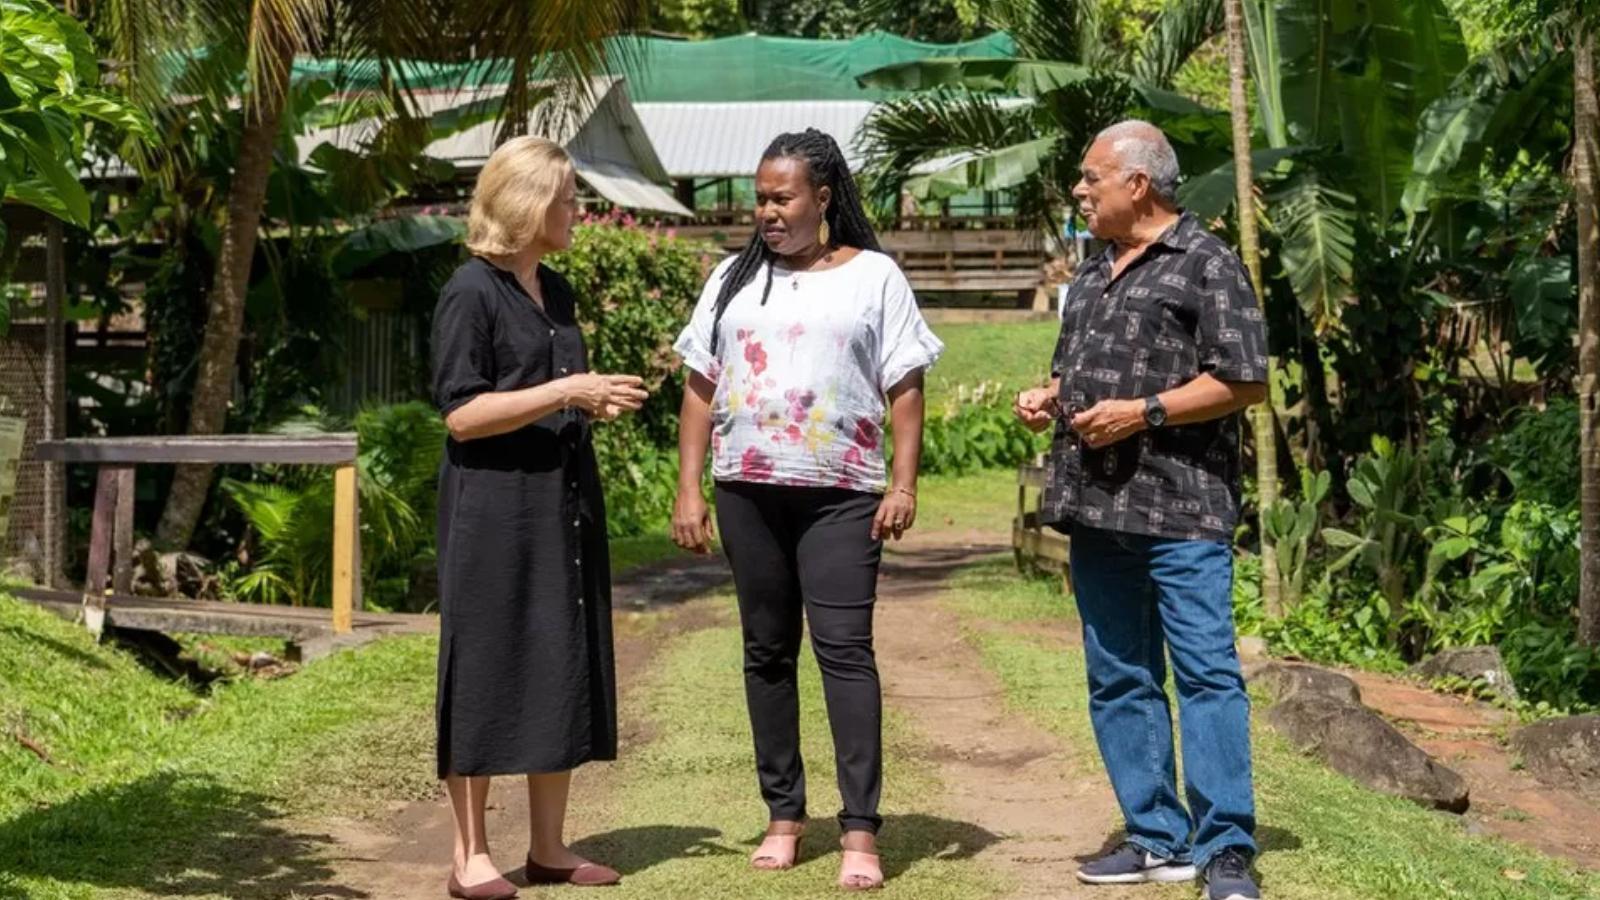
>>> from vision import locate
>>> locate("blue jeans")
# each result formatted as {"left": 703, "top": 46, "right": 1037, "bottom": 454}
{"left": 1069, "top": 524, "right": 1257, "bottom": 869}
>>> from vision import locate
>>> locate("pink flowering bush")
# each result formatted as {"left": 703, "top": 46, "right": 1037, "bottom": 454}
{"left": 548, "top": 219, "right": 720, "bottom": 535}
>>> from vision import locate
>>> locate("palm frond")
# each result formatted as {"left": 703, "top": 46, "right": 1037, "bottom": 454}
{"left": 982, "top": 0, "right": 1085, "bottom": 64}
{"left": 1133, "top": 0, "right": 1224, "bottom": 87}
{"left": 854, "top": 89, "right": 1035, "bottom": 213}
{"left": 242, "top": 0, "right": 331, "bottom": 115}
{"left": 446, "top": 1, "right": 648, "bottom": 143}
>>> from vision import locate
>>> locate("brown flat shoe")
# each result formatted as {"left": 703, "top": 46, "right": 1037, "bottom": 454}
{"left": 525, "top": 855, "right": 622, "bottom": 887}
{"left": 447, "top": 871, "right": 519, "bottom": 900}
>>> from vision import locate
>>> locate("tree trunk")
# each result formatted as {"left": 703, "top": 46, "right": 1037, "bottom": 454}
{"left": 1225, "top": 0, "right": 1283, "bottom": 615}
{"left": 154, "top": 23, "right": 296, "bottom": 549}
{"left": 1576, "top": 23, "right": 1600, "bottom": 647}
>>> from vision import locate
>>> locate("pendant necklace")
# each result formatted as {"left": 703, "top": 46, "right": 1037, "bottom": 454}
{"left": 789, "top": 247, "right": 831, "bottom": 291}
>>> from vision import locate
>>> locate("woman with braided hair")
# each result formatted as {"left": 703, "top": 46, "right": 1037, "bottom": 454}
{"left": 671, "top": 128, "right": 944, "bottom": 891}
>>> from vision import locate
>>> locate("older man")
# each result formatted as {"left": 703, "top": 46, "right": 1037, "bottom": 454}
{"left": 1015, "top": 120, "right": 1267, "bottom": 900}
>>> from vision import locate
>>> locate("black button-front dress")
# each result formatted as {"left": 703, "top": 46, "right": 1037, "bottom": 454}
{"left": 430, "top": 256, "right": 617, "bottom": 778}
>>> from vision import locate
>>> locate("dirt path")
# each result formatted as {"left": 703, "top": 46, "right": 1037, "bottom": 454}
{"left": 290, "top": 557, "right": 732, "bottom": 900}
{"left": 874, "top": 537, "right": 1125, "bottom": 898}
{"left": 292, "top": 535, "right": 1134, "bottom": 900}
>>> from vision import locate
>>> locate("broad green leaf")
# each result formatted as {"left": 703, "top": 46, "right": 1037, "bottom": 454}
{"left": 333, "top": 215, "right": 467, "bottom": 275}
{"left": 1509, "top": 255, "right": 1574, "bottom": 354}
{"left": 5, "top": 174, "right": 87, "bottom": 225}
{"left": 1431, "top": 536, "right": 1473, "bottom": 561}
{"left": 1268, "top": 168, "right": 1355, "bottom": 333}
{"left": 1321, "top": 527, "right": 1368, "bottom": 549}
{"left": 1176, "top": 146, "right": 1303, "bottom": 219}
{"left": 49, "top": 90, "right": 154, "bottom": 138}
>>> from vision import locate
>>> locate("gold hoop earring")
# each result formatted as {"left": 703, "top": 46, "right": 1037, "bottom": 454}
{"left": 818, "top": 218, "right": 831, "bottom": 247}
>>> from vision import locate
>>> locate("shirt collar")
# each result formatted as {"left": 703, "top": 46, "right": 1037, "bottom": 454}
{"left": 1084, "top": 209, "right": 1198, "bottom": 273}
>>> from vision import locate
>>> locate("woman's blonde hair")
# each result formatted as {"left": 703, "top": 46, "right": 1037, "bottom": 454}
{"left": 465, "top": 136, "right": 575, "bottom": 256}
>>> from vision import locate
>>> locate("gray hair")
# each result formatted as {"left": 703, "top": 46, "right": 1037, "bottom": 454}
{"left": 1094, "top": 119, "right": 1181, "bottom": 204}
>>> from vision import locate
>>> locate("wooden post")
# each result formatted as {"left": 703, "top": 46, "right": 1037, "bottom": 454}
{"left": 331, "top": 463, "right": 357, "bottom": 634}
{"left": 81, "top": 466, "right": 118, "bottom": 637}
{"left": 43, "top": 219, "right": 66, "bottom": 587}
{"left": 111, "top": 466, "right": 135, "bottom": 594}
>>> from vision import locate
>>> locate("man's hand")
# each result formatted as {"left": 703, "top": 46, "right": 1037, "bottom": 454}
{"left": 1071, "top": 399, "right": 1146, "bottom": 448}
{"left": 1013, "top": 387, "right": 1058, "bottom": 434}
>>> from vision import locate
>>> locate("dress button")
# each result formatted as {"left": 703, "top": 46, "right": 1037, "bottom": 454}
{"left": 548, "top": 328, "right": 556, "bottom": 337}
{"left": 572, "top": 518, "right": 580, "bottom": 528}
{"left": 560, "top": 366, "right": 569, "bottom": 374}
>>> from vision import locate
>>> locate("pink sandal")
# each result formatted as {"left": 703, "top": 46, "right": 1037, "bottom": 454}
{"left": 751, "top": 820, "right": 806, "bottom": 870}
{"left": 838, "top": 835, "right": 884, "bottom": 891}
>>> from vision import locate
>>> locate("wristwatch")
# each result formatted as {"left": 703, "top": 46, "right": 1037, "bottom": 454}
{"left": 1143, "top": 395, "right": 1168, "bottom": 429}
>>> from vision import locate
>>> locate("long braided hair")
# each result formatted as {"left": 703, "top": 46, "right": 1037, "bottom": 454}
{"left": 708, "top": 128, "right": 882, "bottom": 354}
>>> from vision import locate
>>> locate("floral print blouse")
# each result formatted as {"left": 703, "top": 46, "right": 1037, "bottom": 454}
{"left": 674, "top": 250, "right": 944, "bottom": 493}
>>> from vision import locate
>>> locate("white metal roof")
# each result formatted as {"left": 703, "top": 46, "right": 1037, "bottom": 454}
{"left": 296, "top": 77, "right": 690, "bottom": 216}
{"left": 633, "top": 101, "right": 876, "bottom": 179}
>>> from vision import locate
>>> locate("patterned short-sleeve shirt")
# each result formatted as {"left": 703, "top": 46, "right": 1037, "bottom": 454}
{"left": 1042, "top": 211, "right": 1268, "bottom": 542}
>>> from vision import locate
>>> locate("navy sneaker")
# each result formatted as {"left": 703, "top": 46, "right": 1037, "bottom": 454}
{"left": 1203, "top": 849, "right": 1261, "bottom": 900}
{"left": 1075, "top": 841, "right": 1197, "bottom": 884}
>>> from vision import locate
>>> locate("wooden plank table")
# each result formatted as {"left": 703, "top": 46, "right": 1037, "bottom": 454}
{"left": 34, "top": 435, "right": 363, "bottom": 640}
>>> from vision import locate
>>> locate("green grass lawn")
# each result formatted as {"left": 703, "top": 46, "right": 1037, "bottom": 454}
{"left": 558, "top": 597, "right": 1007, "bottom": 900}
{"left": 925, "top": 321, "right": 1059, "bottom": 405}
{"left": 610, "top": 532, "right": 692, "bottom": 575}
{"left": 914, "top": 468, "right": 1018, "bottom": 537}
{"left": 940, "top": 560, "right": 1600, "bottom": 900}
{"left": 0, "top": 594, "right": 438, "bottom": 900}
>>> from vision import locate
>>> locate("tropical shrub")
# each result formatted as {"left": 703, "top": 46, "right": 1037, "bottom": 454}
{"left": 1487, "top": 398, "right": 1579, "bottom": 506}
{"left": 222, "top": 403, "right": 445, "bottom": 612}
{"left": 917, "top": 383, "right": 1047, "bottom": 476}
{"left": 550, "top": 213, "right": 720, "bottom": 444}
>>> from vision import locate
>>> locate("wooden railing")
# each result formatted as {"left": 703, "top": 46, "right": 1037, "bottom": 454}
{"left": 675, "top": 218, "right": 1046, "bottom": 296}
{"left": 1013, "top": 460, "right": 1071, "bottom": 591}
{"left": 33, "top": 435, "right": 361, "bottom": 636}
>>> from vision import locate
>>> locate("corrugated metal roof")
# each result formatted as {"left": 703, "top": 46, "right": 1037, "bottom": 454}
{"left": 290, "top": 77, "right": 691, "bottom": 215}
{"left": 295, "top": 76, "right": 619, "bottom": 168}
{"left": 634, "top": 101, "right": 876, "bottom": 179}
{"left": 574, "top": 159, "right": 691, "bottom": 216}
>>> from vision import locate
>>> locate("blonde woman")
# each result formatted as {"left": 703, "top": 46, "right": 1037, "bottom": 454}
{"left": 431, "top": 136, "right": 648, "bottom": 899}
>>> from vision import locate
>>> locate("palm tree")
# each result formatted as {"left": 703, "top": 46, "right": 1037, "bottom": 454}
{"left": 854, "top": 0, "right": 1227, "bottom": 239}
{"left": 90, "top": 1, "right": 646, "bottom": 548}
{"left": 1576, "top": 18, "right": 1600, "bottom": 646}
{"left": 1222, "top": 0, "right": 1282, "bottom": 615}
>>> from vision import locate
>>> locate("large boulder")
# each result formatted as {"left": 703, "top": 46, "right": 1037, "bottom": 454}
{"left": 1408, "top": 647, "right": 1520, "bottom": 704}
{"left": 1249, "top": 661, "right": 1362, "bottom": 706}
{"left": 1511, "top": 715, "right": 1600, "bottom": 799}
{"left": 1264, "top": 692, "right": 1470, "bottom": 812}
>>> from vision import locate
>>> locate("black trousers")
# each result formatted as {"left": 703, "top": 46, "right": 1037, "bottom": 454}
{"left": 714, "top": 481, "right": 885, "bottom": 834}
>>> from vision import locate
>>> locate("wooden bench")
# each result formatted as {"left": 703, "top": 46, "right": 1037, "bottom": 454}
{"left": 1013, "top": 460, "right": 1071, "bottom": 591}
{"left": 31, "top": 436, "right": 365, "bottom": 647}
